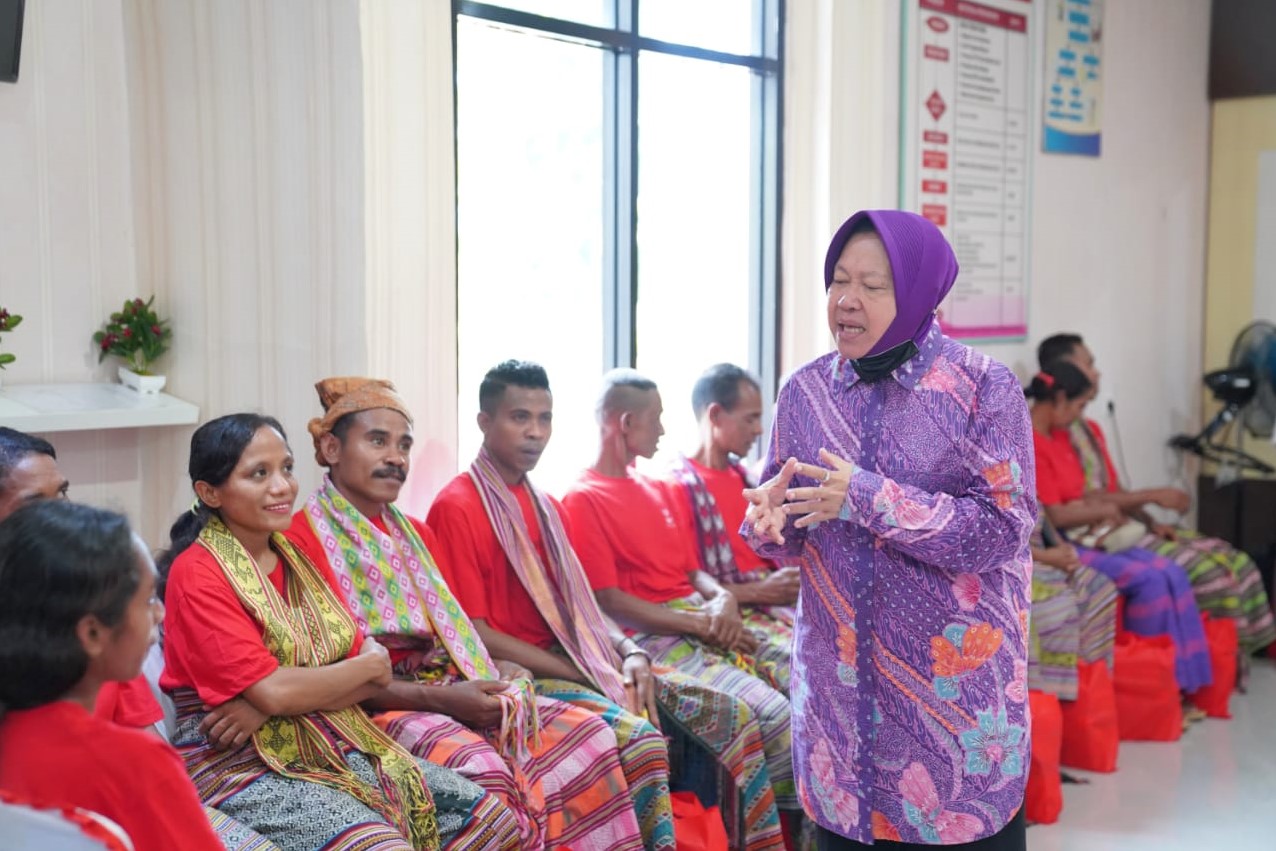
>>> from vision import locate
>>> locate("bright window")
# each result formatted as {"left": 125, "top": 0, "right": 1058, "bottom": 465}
{"left": 456, "top": 1, "right": 782, "bottom": 493}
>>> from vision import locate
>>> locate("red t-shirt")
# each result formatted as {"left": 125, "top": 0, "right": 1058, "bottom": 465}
{"left": 1032, "top": 428, "right": 1087, "bottom": 506}
{"left": 94, "top": 676, "right": 164, "bottom": 729}
{"left": 427, "top": 474, "right": 561, "bottom": 650}
{"left": 285, "top": 509, "right": 454, "bottom": 666}
{"left": 160, "top": 540, "right": 363, "bottom": 705}
{"left": 561, "top": 469, "right": 698, "bottom": 603}
{"left": 677, "top": 460, "right": 771, "bottom": 575}
{"left": 0, "top": 701, "right": 223, "bottom": 851}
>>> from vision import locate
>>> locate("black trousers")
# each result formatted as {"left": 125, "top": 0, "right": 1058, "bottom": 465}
{"left": 815, "top": 806, "right": 1026, "bottom": 851}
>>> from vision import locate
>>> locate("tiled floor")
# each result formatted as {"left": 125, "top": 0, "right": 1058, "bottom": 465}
{"left": 1029, "top": 658, "right": 1276, "bottom": 850}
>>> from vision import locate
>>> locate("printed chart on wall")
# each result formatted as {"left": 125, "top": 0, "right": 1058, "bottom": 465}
{"left": 1042, "top": 0, "right": 1102, "bottom": 155}
{"left": 901, "top": 0, "right": 1034, "bottom": 341}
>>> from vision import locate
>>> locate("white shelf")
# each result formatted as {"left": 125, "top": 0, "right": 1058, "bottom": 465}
{"left": 0, "top": 383, "right": 200, "bottom": 433}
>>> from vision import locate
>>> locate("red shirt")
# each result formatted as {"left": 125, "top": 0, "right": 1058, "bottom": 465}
{"left": 94, "top": 676, "right": 163, "bottom": 729}
{"left": 427, "top": 474, "right": 562, "bottom": 650}
{"left": 286, "top": 509, "right": 450, "bottom": 666}
{"left": 1032, "top": 428, "right": 1087, "bottom": 506}
{"left": 678, "top": 459, "right": 770, "bottom": 574}
{"left": 0, "top": 701, "right": 223, "bottom": 851}
{"left": 160, "top": 541, "right": 363, "bottom": 705}
{"left": 561, "top": 469, "right": 697, "bottom": 603}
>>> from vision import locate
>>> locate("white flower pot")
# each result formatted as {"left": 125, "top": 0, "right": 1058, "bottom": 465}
{"left": 119, "top": 366, "right": 166, "bottom": 395}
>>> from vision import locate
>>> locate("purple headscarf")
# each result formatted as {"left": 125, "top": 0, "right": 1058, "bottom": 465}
{"left": 823, "top": 209, "right": 959, "bottom": 357}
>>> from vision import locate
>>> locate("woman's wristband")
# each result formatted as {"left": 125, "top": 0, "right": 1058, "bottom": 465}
{"left": 617, "top": 638, "right": 650, "bottom": 660}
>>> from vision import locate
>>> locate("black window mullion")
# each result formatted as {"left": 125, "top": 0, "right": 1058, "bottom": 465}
{"left": 456, "top": 1, "right": 624, "bottom": 49}
{"left": 602, "top": 41, "right": 622, "bottom": 369}
{"left": 622, "top": 0, "right": 638, "bottom": 367}
{"left": 748, "top": 0, "right": 781, "bottom": 428}
{"left": 758, "top": 0, "right": 783, "bottom": 412}
{"left": 769, "top": 0, "right": 786, "bottom": 402}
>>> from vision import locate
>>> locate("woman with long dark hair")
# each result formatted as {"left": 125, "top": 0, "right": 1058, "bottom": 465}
{"left": 0, "top": 500, "right": 223, "bottom": 851}
{"left": 157, "top": 413, "right": 519, "bottom": 850}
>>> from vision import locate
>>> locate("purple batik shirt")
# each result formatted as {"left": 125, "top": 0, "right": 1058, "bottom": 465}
{"left": 745, "top": 325, "right": 1036, "bottom": 845}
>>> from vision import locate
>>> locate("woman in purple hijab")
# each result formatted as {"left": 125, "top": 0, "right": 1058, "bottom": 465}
{"left": 743, "top": 211, "right": 1035, "bottom": 849}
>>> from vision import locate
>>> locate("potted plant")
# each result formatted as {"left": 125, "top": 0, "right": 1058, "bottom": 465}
{"left": 93, "top": 297, "right": 173, "bottom": 394}
{"left": 0, "top": 306, "right": 22, "bottom": 388}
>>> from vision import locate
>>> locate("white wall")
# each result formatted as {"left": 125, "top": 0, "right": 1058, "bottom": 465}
{"left": 0, "top": 0, "right": 375, "bottom": 545}
{"left": 0, "top": 0, "right": 456, "bottom": 547}
{"left": 783, "top": 0, "right": 1211, "bottom": 494}
{"left": 123, "top": 0, "right": 370, "bottom": 544}
{"left": 360, "top": 0, "right": 459, "bottom": 512}
{"left": 0, "top": 0, "right": 149, "bottom": 523}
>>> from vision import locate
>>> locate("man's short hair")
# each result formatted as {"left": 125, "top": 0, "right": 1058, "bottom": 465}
{"left": 479, "top": 360, "right": 551, "bottom": 415}
{"left": 0, "top": 428, "right": 57, "bottom": 493}
{"left": 1037, "top": 333, "right": 1084, "bottom": 371}
{"left": 597, "top": 368, "right": 658, "bottom": 422}
{"left": 691, "top": 363, "right": 759, "bottom": 418}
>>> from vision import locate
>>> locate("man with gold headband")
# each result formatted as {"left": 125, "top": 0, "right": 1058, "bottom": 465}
{"left": 285, "top": 377, "right": 645, "bottom": 851}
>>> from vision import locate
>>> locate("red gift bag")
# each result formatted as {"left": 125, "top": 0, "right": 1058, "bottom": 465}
{"left": 1026, "top": 690, "right": 1063, "bottom": 824}
{"left": 1059, "top": 660, "right": 1119, "bottom": 772}
{"left": 1190, "top": 614, "right": 1238, "bottom": 719}
{"left": 1113, "top": 632, "right": 1182, "bottom": 741}
{"left": 671, "top": 791, "right": 729, "bottom": 851}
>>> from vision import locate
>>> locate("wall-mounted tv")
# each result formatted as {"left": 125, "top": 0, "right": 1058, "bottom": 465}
{"left": 0, "top": 0, "right": 24, "bottom": 84}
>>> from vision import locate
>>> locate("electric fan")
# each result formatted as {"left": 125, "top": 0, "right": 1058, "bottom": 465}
{"left": 1169, "top": 320, "right": 1276, "bottom": 474}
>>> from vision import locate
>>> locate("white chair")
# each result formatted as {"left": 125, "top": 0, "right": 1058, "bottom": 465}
{"left": 0, "top": 796, "right": 133, "bottom": 850}
{"left": 139, "top": 641, "right": 178, "bottom": 741}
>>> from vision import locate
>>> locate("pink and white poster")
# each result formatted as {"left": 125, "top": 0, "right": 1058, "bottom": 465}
{"left": 901, "top": 0, "right": 1034, "bottom": 341}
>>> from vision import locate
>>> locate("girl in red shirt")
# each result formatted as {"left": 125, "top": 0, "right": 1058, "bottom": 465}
{"left": 0, "top": 500, "right": 223, "bottom": 851}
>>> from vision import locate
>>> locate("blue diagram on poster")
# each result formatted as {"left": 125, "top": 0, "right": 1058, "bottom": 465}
{"left": 1043, "top": 0, "right": 1102, "bottom": 156}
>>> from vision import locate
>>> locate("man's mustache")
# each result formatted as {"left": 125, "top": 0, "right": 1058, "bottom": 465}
{"left": 372, "top": 466, "right": 406, "bottom": 482}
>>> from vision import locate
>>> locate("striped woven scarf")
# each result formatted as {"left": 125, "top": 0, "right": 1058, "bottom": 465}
{"left": 668, "top": 454, "right": 756, "bottom": 586}
{"left": 1069, "top": 420, "right": 1114, "bottom": 491}
{"left": 468, "top": 448, "right": 628, "bottom": 707}
{"left": 303, "top": 477, "right": 539, "bottom": 762}
{"left": 198, "top": 517, "right": 440, "bottom": 850}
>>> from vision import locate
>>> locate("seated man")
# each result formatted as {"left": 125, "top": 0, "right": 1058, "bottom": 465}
{"left": 428, "top": 359, "right": 786, "bottom": 851}
{"left": 285, "top": 377, "right": 644, "bottom": 851}
{"left": 0, "top": 427, "right": 276, "bottom": 851}
{"left": 562, "top": 369, "right": 798, "bottom": 834}
{"left": 1039, "top": 333, "right": 1276, "bottom": 658}
{"left": 666, "top": 363, "right": 797, "bottom": 692}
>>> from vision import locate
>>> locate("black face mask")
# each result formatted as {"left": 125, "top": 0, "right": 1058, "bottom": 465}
{"left": 847, "top": 341, "right": 919, "bottom": 383}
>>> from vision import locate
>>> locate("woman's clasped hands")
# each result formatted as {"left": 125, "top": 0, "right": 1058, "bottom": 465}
{"left": 743, "top": 448, "right": 856, "bottom": 543}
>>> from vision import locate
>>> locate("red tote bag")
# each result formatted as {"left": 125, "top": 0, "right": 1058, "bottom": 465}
{"left": 1113, "top": 632, "right": 1182, "bottom": 741}
{"left": 1190, "top": 614, "right": 1238, "bottom": 719}
{"left": 1026, "top": 690, "right": 1063, "bottom": 824}
{"left": 671, "top": 791, "right": 729, "bottom": 851}
{"left": 1059, "top": 660, "right": 1119, "bottom": 772}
